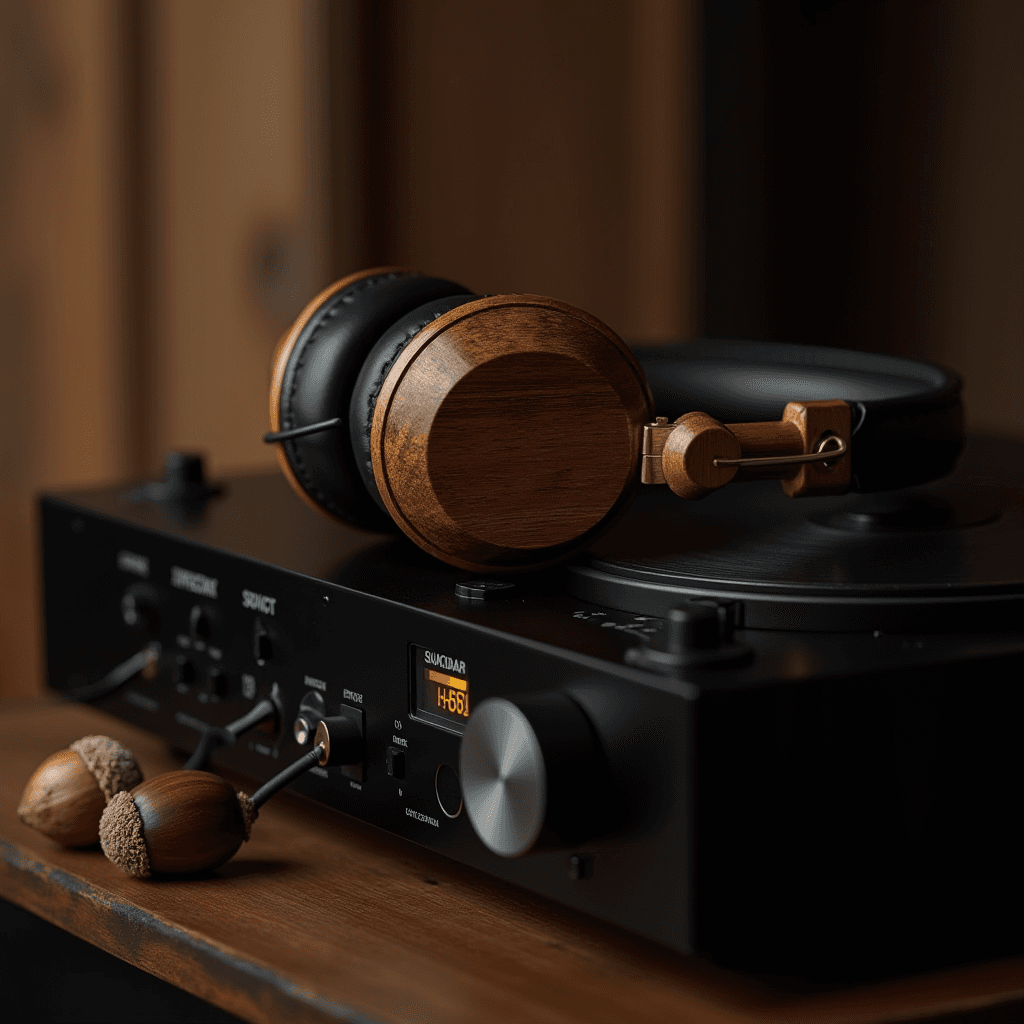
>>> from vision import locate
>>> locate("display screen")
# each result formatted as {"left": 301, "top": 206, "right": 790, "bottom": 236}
{"left": 412, "top": 647, "right": 470, "bottom": 730}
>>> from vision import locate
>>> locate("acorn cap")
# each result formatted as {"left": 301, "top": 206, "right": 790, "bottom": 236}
{"left": 99, "top": 790, "right": 151, "bottom": 879}
{"left": 69, "top": 735, "right": 143, "bottom": 801}
{"left": 18, "top": 736, "right": 142, "bottom": 848}
{"left": 236, "top": 791, "right": 258, "bottom": 840}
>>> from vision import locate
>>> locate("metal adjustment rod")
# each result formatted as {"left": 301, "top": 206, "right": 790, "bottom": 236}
{"left": 714, "top": 434, "right": 847, "bottom": 469}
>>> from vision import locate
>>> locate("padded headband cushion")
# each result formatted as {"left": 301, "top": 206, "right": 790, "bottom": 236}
{"left": 277, "top": 271, "right": 468, "bottom": 530}
{"left": 348, "top": 293, "right": 481, "bottom": 513}
{"left": 634, "top": 340, "right": 964, "bottom": 492}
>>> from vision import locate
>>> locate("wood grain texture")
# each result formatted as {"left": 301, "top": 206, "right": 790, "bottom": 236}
{"left": 928, "top": 0, "right": 1024, "bottom": 440}
{"left": 640, "top": 419, "right": 673, "bottom": 485}
{"left": 726, "top": 417, "right": 810, "bottom": 485}
{"left": 626, "top": 0, "right": 700, "bottom": 340}
{"left": 384, "top": 1, "right": 696, "bottom": 341}
{"left": 150, "top": 0, "right": 328, "bottom": 479}
{"left": 777, "top": 400, "right": 852, "bottom": 497}
{"left": 370, "top": 295, "right": 652, "bottom": 571}
{"left": 661, "top": 413, "right": 740, "bottom": 499}
{"left": 7, "top": 700, "right": 1024, "bottom": 1024}
{"left": 726, "top": 420, "right": 803, "bottom": 462}
{"left": 131, "top": 771, "right": 248, "bottom": 876}
{"left": 17, "top": 748, "right": 105, "bottom": 847}
{"left": 724, "top": 400, "right": 851, "bottom": 495}
{"left": 656, "top": 401, "right": 851, "bottom": 499}
{"left": 0, "top": 0, "right": 134, "bottom": 699}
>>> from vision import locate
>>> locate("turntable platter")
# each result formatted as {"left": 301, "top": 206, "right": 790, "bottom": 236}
{"left": 569, "top": 438, "right": 1024, "bottom": 633}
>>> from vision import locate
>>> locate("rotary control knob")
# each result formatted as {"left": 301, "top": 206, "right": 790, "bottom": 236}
{"left": 459, "top": 692, "right": 610, "bottom": 858}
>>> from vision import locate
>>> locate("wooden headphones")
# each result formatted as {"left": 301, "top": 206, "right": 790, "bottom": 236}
{"left": 268, "top": 268, "right": 964, "bottom": 573}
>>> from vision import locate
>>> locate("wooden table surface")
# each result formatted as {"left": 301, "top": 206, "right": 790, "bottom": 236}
{"left": 3, "top": 699, "right": 1024, "bottom": 1024}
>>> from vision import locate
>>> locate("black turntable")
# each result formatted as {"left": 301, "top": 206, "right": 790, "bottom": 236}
{"left": 37, "top": 331, "right": 1024, "bottom": 981}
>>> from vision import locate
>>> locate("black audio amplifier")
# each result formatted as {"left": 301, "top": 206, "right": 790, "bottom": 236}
{"left": 39, "top": 437, "right": 1024, "bottom": 978}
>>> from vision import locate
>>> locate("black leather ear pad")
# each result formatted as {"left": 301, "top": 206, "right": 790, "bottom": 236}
{"left": 349, "top": 293, "right": 481, "bottom": 514}
{"left": 278, "top": 271, "right": 468, "bottom": 529}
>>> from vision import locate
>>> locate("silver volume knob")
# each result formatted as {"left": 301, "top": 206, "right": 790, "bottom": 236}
{"left": 460, "top": 698, "right": 547, "bottom": 858}
{"left": 460, "top": 692, "right": 610, "bottom": 859}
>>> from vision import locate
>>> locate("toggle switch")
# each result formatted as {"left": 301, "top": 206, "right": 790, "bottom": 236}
{"left": 386, "top": 746, "right": 406, "bottom": 780}
{"left": 253, "top": 619, "right": 273, "bottom": 665}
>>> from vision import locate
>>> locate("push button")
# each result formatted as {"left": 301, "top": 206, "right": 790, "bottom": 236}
{"left": 386, "top": 746, "right": 406, "bottom": 780}
{"left": 435, "top": 763, "right": 462, "bottom": 818}
{"left": 335, "top": 704, "right": 364, "bottom": 781}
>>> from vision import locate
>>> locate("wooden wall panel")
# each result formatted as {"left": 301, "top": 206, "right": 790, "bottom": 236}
{"left": 380, "top": 0, "right": 698, "bottom": 342}
{"left": 0, "top": 0, "right": 130, "bottom": 698}
{"left": 703, "top": 0, "right": 1023, "bottom": 439}
{"left": 10, "top": 0, "right": 1013, "bottom": 706}
{"left": 0, "top": 0, "right": 335, "bottom": 698}
{"left": 150, "top": 0, "right": 329, "bottom": 477}
{"left": 928, "top": 0, "right": 1023, "bottom": 438}
{"left": 626, "top": 0, "right": 699, "bottom": 341}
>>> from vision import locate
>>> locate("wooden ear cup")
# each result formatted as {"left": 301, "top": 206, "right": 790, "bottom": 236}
{"left": 269, "top": 268, "right": 469, "bottom": 530}
{"left": 367, "top": 294, "right": 653, "bottom": 572}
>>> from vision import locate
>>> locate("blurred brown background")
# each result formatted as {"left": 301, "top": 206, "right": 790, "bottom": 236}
{"left": 1, "top": 0, "right": 1021, "bottom": 699}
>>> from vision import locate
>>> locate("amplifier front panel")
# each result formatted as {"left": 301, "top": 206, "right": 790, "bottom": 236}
{"left": 40, "top": 498, "right": 694, "bottom": 952}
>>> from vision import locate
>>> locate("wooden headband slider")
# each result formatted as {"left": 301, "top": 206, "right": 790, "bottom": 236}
{"left": 641, "top": 399, "right": 852, "bottom": 499}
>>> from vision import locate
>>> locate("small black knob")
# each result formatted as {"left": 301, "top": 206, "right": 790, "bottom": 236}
{"left": 126, "top": 451, "right": 220, "bottom": 510}
{"left": 455, "top": 580, "right": 517, "bottom": 601}
{"left": 163, "top": 453, "right": 210, "bottom": 498}
{"left": 666, "top": 603, "right": 720, "bottom": 652}
{"left": 624, "top": 600, "right": 750, "bottom": 674}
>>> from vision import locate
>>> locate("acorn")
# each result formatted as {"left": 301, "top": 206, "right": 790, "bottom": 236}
{"left": 18, "top": 735, "right": 144, "bottom": 847}
{"left": 99, "top": 717, "right": 359, "bottom": 878}
{"left": 99, "top": 771, "right": 257, "bottom": 878}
